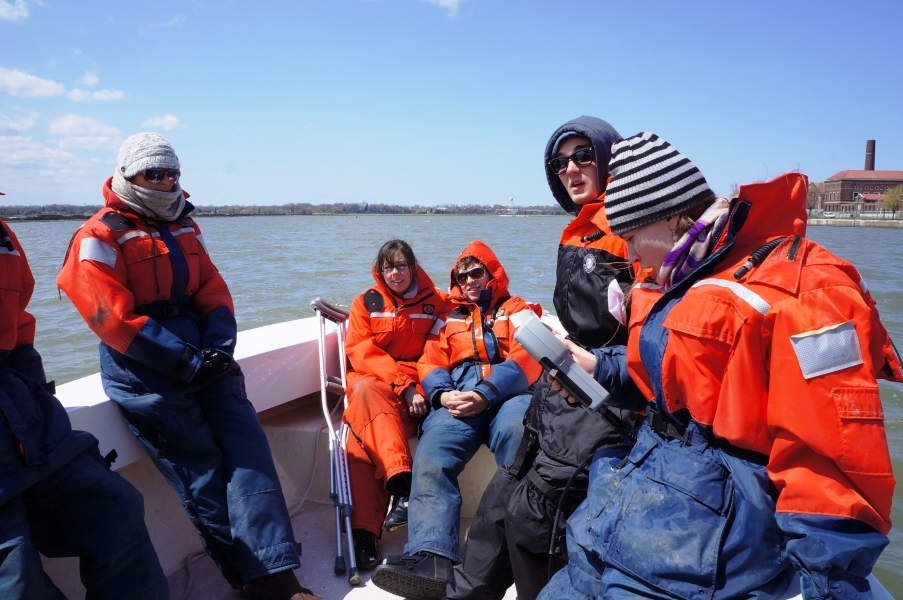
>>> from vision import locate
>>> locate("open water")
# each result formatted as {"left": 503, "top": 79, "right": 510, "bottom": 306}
{"left": 11, "top": 215, "right": 903, "bottom": 594}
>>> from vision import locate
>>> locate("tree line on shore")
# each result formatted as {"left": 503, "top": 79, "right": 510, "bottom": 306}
{"left": 0, "top": 202, "right": 567, "bottom": 219}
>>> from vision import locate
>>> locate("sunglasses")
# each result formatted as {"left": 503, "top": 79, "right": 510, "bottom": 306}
{"left": 547, "top": 147, "right": 595, "bottom": 175}
{"left": 455, "top": 267, "right": 487, "bottom": 285}
{"left": 142, "top": 168, "right": 181, "bottom": 183}
{"left": 381, "top": 262, "right": 410, "bottom": 274}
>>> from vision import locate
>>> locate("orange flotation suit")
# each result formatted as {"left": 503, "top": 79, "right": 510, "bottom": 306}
{"left": 343, "top": 263, "right": 449, "bottom": 535}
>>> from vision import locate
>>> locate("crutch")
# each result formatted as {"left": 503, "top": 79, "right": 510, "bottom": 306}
{"left": 310, "top": 298, "right": 362, "bottom": 585}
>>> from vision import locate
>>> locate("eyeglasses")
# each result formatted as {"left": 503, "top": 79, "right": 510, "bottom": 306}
{"left": 381, "top": 262, "right": 410, "bottom": 274}
{"left": 455, "top": 267, "right": 487, "bottom": 285}
{"left": 142, "top": 168, "right": 181, "bottom": 183}
{"left": 547, "top": 147, "right": 595, "bottom": 175}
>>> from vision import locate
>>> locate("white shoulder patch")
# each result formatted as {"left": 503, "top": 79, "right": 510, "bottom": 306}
{"left": 195, "top": 233, "right": 209, "bottom": 254}
{"left": 790, "top": 320, "right": 863, "bottom": 379}
{"left": 79, "top": 237, "right": 118, "bottom": 268}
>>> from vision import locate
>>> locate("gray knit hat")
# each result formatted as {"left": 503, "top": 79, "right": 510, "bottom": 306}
{"left": 604, "top": 132, "right": 714, "bottom": 235}
{"left": 117, "top": 133, "right": 180, "bottom": 179}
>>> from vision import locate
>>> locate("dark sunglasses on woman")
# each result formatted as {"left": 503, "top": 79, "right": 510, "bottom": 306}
{"left": 455, "top": 267, "right": 487, "bottom": 285}
{"left": 142, "top": 168, "right": 181, "bottom": 183}
{"left": 547, "top": 147, "right": 594, "bottom": 175}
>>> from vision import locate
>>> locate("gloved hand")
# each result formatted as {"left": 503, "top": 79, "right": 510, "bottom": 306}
{"left": 192, "top": 348, "right": 232, "bottom": 385}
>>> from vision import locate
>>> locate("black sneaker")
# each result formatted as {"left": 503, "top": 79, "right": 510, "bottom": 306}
{"left": 383, "top": 494, "right": 409, "bottom": 532}
{"left": 371, "top": 553, "right": 453, "bottom": 600}
{"left": 352, "top": 529, "right": 382, "bottom": 571}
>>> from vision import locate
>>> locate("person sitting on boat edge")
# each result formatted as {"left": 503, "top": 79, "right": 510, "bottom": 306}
{"left": 372, "top": 240, "right": 543, "bottom": 598}
{"left": 0, "top": 197, "right": 168, "bottom": 600}
{"left": 539, "top": 133, "right": 902, "bottom": 600}
{"left": 342, "top": 239, "right": 451, "bottom": 570}
{"left": 56, "top": 134, "right": 322, "bottom": 600}
{"left": 444, "top": 116, "right": 641, "bottom": 600}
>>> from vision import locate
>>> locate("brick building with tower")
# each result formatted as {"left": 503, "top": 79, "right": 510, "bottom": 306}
{"left": 820, "top": 140, "right": 903, "bottom": 214}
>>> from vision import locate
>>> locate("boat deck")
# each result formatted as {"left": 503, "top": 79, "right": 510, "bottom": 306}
{"left": 167, "top": 502, "right": 517, "bottom": 600}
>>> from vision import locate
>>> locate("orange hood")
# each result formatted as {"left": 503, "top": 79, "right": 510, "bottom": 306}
{"left": 731, "top": 172, "right": 808, "bottom": 252}
{"left": 448, "top": 240, "right": 510, "bottom": 303}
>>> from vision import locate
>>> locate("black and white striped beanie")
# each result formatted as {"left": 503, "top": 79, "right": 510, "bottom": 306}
{"left": 604, "top": 132, "right": 714, "bottom": 235}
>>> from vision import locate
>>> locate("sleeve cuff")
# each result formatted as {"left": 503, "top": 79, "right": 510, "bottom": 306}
{"left": 799, "top": 570, "right": 874, "bottom": 600}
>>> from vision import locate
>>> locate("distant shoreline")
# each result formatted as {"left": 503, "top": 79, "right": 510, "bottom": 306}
{"left": 4, "top": 212, "right": 567, "bottom": 223}
{"left": 807, "top": 218, "right": 903, "bottom": 229}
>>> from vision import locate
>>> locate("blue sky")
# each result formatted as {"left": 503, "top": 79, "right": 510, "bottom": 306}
{"left": 2, "top": 0, "right": 902, "bottom": 207}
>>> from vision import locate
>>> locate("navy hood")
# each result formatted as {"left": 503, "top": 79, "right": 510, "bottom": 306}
{"left": 544, "top": 116, "right": 622, "bottom": 216}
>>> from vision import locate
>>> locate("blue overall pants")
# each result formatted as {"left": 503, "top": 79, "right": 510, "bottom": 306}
{"left": 0, "top": 354, "right": 168, "bottom": 600}
{"left": 405, "top": 392, "right": 529, "bottom": 562}
{"left": 101, "top": 352, "right": 301, "bottom": 589}
{"left": 538, "top": 421, "right": 792, "bottom": 600}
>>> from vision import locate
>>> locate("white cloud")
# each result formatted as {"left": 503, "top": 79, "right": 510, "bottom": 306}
{"left": 0, "top": 0, "right": 28, "bottom": 21}
{"left": 67, "top": 88, "right": 124, "bottom": 101}
{"left": 423, "top": 0, "right": 466, "bottom": 18}
{"left": 49, "top": 114, "right": 121, "bottom": 136}
{"left": 48, "top": 114, "right": 124, "bottom": 150}
{"left": 57, "top": 135, "right": 123, "bottom": 150}
{"left": 0, "top": 135, "right": 77, "bottom": 170}
{"left": 141, "top": 114, "right": 184, "bottom": 130}
{"left": 79, "top": 72, "right": 100, "bottom": 87}
{"left": 0, "top": 67, "right": 65, "bottom": 98}
{"left": 0, "top": 113, "right": 35, "bottom": 135}
{"left": 161, "top": 15, "right": 185, "bottom": 26}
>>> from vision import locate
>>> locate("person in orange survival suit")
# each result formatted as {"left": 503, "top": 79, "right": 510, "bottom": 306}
{"left": 342, "top": 239, "right": 450, "bottom": 570}
{"left": 57, "top": 134, "right": 321, "bottom": 600}
{"left": 372, "top": 240, "right": 543, "bottom": 599}
{"left": 540, "top": 133, "right": 903, "bottom": 600}
{"left": 0, "top": 192, "right": 168, "bottom": 599}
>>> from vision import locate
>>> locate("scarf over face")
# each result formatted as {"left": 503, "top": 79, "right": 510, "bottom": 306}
{"left": 111, "top": 171, "right": 186, "bottom": 222}
{"left": 656, "top": 198, "right": 731, "bottom": 290}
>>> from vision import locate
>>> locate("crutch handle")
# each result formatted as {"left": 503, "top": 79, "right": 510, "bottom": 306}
{"left": 311, "top": 298, "right": 350, "bottom": 323}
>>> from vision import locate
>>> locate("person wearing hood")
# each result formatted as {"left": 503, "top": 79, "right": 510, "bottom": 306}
{"left": 57, "top": 134, "right": 321, "bottom": 600}
{"left": 443, "top": 116, "right": 641, "bottom": 600}
{"left": 539, "top": 133, "right": 901, "bottom": 600}
{"left": 342, "top": 240, "right": 450, "bottom": 570}
{"left": 0, "top": 192, "right": 168, "bottom": 599}
{"left": 372, "top": 240, "right": 542, "bottom": 599}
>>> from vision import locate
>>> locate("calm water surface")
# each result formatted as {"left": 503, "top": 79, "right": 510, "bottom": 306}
{"left": 12, "top": 216, "right": 903, "bottom": 593}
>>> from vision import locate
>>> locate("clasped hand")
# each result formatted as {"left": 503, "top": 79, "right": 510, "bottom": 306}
{"left": 440, "top": 390, "right": 489, "bottom": 418}
{"left": 402, "top": 384, "right": 429, "bottom": 419}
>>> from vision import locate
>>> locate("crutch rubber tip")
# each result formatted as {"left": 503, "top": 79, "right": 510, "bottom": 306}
{"left": 334, "top": 556, "right": 346, "bottom": 574}
{"left": 348, "top": 567, "right": 362, "bottom": 585}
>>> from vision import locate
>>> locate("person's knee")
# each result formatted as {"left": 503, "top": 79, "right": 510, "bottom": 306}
{"left": 97, "top": 473, "right": 147, "bottom": 525}
{"left": 414, "top": 434, "right": 471, "bottom": 482}
{"left": 413, "top": 447, "right": 452, "bottom": 481}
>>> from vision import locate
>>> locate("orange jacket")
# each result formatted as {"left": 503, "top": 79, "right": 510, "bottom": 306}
{"left": 418, "top": 240, "right": 542, "bottom": 409}
{"left": 0, "top": 218, "right": 36, "bottom": 356}
{"left": 627, "top": 173, "right": 901, "bottom": 535}
{"left": 57, "top": 178, "right": 235, "bottom": 382}
{"left": 345, "top": 264, "right": 449, "bottom": 393}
